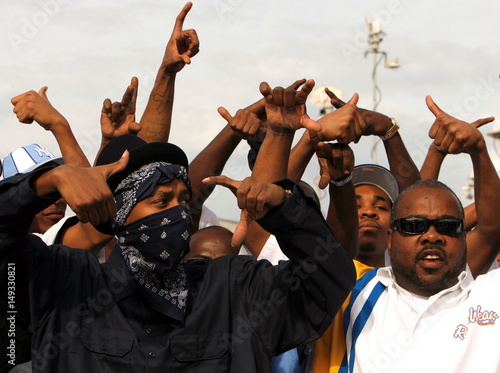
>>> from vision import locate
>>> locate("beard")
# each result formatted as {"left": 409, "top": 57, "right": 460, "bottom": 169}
{"left": 390, "top": 245, "right": 467, "bottom": 296}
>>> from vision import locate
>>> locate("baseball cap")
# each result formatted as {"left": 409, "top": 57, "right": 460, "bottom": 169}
{"left": 0, "top": 144, "right": 63, "bottom": 181}
{"left": 352, "top": 164, "right": 399, "bottom": 203}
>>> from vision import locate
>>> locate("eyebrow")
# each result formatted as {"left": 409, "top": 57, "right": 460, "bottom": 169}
{"left": 152, "top": 186, "right": 190, "bottom": 199}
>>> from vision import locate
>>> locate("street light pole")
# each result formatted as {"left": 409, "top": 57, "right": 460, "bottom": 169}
{"left": 365, "top": 18, "right": 400, "bottom": 163}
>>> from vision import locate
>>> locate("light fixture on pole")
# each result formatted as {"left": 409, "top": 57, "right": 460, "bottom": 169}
{"left": 309, "top": 86, "right": 344, "bottom": 119}
{"left": 365, "top": 17, "right": 400, "bottom": 163}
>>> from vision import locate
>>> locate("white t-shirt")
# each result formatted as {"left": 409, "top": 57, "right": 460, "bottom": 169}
{"left": 344, "top": 265, "right": 500, "bottom": 373}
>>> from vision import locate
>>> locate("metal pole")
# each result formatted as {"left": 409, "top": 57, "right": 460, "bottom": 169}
{"left": 371, "top": 51, "right": 378, "bottom": 163}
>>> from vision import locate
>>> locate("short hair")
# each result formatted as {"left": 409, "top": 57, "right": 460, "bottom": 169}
{"left": 390, "top": 179, "right": 464, "bottom": 225}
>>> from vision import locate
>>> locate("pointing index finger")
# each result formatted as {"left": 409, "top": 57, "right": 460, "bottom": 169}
{"left": 325, "top": 87, "right": 345, "bottom": 108}
{"left": 217, "top": 107, "right": 233, "bottom": 123}
{"left": 174, "top": 2, "right": 193, "bottom": 32}
{"left": 472, "top": 116, "right": 495, "bottom": 128}
{"left": 202, "top": 175, "right": 240, "bottom": 196}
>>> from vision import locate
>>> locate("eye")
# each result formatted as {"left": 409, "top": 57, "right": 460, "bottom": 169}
{"left": 153, "top": 198, "right": 168, "bottom": 205}
{"left": 375, "top": 205, "right": 388, "bottom": 211}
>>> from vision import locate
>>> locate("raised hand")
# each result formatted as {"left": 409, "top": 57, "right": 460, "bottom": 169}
{"left": 161, "top": 2, "right": 200, "bottom": 74}
{"left": 101, "top": 77, "right": 141, "bottom": 143}
{"left": 34, "top": 151, "right": 130, "bottom": 226}
{"left": 202, "top": 175, "right": 289, "bottom": 247}
{"left": 426, "top": 95, "right": 493, "bottom": 154}
{"left": 325, "top": 87, "right": 392, "bottom": 137}
{"left": 259, "top": 79, "right": 321, "bottom": 132}
{"left": 314, "top": 141, "right": 354, "bottom": 189}
{"left": 313, "top": 93, "right": 366, "bottom": 144}
{"left": 218, "top": 99, "right": 266, "bottom": 141}
{"left": 11, "top": 87, "right": 67, "bottom": 130}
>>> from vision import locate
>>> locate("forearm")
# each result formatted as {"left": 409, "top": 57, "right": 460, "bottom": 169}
{"left": 470, "top": 144, "right": 500, "bottom": 237}
{"left": 252, "top": 129, "right": 294, "bottom": 183}
{"left": 326, "top": 182, "right": 359, "bottom": 258}
{"left": 50, "top": 120, "right": 91, "bottom": 167}
{"left": 382, "top": 132, "right": 421, "bottom": 190}
{"left": 189, "top": 124, "right": 242, "bottom": 217}
{"left": 242, "top": 222, "right": 272, "bottom": 258}
{"left": 466, "top": 143, "right": 500, "bottom": 276}
{"left": 420, "top": 144, "right": 446, "bottom": 180}
{"left": 288, "top": 130, "right": 315, "bottom": 181}
{"left": 59, "top": 222, "right": 113, "bottom": 252}
{"left": 138, "top": 71, "right": 176, "bottom": 143}
{"left": 258, "top": 180, "right": 356, "bottom": 308}
{"left": 464, "top": 203, "right": 477, "bottom": 232}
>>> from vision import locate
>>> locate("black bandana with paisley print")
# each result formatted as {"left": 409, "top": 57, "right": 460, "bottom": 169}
{"left": 112, "top": 161, "right": 192, "bottom": 322}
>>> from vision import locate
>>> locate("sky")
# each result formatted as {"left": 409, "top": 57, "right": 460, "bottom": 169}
{"left": 1, "top": 0, "right": 500, "bottom": 222}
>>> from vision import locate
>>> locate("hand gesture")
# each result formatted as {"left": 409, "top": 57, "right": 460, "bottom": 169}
{"left": 426, "top": 96, "right": 493, "bottom": 154}
{"left": 325, "top": 87, "right": 391, "bottom": 137}
{"left": 259, "top": 79, "right": 321, "bottom": 132}
{"left": 218, "top": 99, "right": 266, "bottom": 141}
{"left": 161, "top": 2, "right": 200, "bottom": 74}
{"left": 101, "top": 77, "right": 141, "bottom": 142}
{"left": 35, "top": 151, "right": 130, "bottom": 225}
{"left": 202, "top": 175, "right": 289, "bottom": 247}
{"left": 313, "top": 140, "right": 354, "bottom": 189}
{"left": 313, "top": 93, "right": 366, "bottom": 144}
{"left": 11, "top": 87, "right": 67, "bottom": 131}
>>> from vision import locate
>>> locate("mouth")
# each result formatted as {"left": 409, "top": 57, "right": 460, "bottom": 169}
{"left": 359, "top": 222, "right": 380, "bottom": 233}
{"left": 417, "top": 247, "right": 446, "bottom": 270}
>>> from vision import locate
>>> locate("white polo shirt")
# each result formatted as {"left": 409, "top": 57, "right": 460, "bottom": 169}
{"left": 343, "top": 266, "right": 500, "bottom": 373}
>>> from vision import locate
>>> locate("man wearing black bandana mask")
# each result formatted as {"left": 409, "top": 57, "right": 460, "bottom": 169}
{"left": 0, "top": 92, "right": 356, "bottom": 372}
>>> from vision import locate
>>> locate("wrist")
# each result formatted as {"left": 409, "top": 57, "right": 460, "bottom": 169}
{"left": 33, "top": 166, "right": 61, "bottom": 196}
{"left": 46, "top": 116, "right": 69, "bottom": 133}
{"left": 329, "top": 173, "right": 352, "bottom": 187}
{"left": 159, "top": 62, "right": 181, "bottom": 76}
{"left": 267, "top": 125, "right": 295, "bottom": 136}
{"left": 379, "top": 118, "right": 400, "bottom": 141}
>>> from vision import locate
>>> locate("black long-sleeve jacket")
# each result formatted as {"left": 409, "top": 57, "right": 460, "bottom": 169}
{"left": 0, "top": 170, "right": 355, "bottom": 373}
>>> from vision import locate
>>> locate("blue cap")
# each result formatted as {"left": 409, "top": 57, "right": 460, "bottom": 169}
{"left": 0, "top": 144, "right": 62, "bottom": 181}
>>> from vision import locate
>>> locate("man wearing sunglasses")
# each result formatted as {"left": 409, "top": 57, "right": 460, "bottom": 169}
{"left": 337, "top": 97, "right": 500, "bottom": 372}
{"left": 312, "top": 96, "right": 500, "bottom": 372}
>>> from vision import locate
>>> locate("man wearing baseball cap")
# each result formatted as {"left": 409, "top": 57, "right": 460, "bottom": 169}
{"left": 0, "top": 144, "right": 67, "bottom": 236}
{"left": 352, "top": 164, "right": 399, "bottom": 268}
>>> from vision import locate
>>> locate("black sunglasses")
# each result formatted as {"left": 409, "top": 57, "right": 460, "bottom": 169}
{"left": 392, "top": 217, "right": 464, "bottom": 236}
